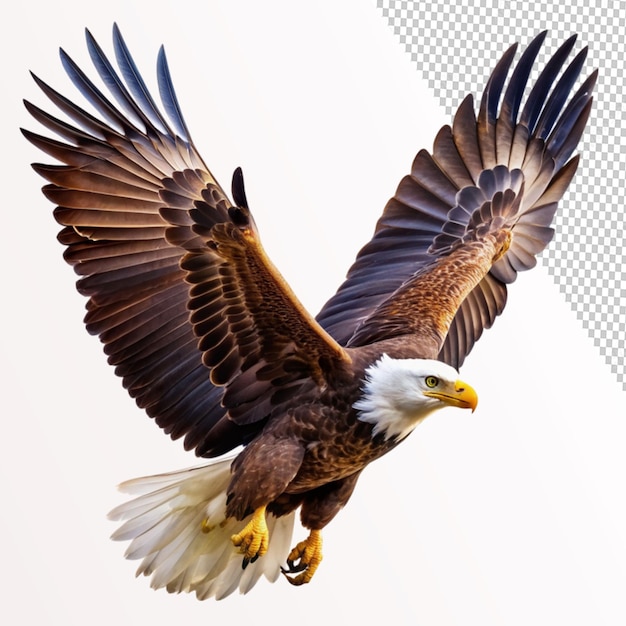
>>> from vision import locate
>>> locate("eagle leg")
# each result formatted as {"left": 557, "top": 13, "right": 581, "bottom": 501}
{"left": 281, "top": 529, "right": 323, "bottom": 586}
{"left": 231, "top": 505, "right": 269, "bottom": 568}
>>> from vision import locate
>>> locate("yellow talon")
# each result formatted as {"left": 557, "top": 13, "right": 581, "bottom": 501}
{"left": 282, "top": 529, "right": 323, "bottom": 586}
{"left": 231, "top": 505, "right": 269, "bottom": 568}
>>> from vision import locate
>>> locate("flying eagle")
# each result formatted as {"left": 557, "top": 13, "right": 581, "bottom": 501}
{"left": 23, "top": 26, "right": 595, "bottom": 600}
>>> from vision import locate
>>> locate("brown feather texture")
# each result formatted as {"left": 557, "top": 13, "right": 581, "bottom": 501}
{"left": 318, "top": 32, "right": 596, "bottom": 368}
{"left": 23, "top": 25, "right": 595, "bottom": 598}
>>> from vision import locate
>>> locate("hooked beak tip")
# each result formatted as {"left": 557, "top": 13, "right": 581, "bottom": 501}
{"left": 455, "top": 379, "right": 478, "bottom": 412}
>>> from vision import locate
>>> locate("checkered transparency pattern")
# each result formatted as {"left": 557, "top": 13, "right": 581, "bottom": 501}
{"left": 377, "top": 0, "right": 625, "bottom": 390}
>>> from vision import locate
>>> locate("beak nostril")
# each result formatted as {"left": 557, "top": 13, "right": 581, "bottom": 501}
{"left": 457, "top": 387, "right": 465, "bottom": 393}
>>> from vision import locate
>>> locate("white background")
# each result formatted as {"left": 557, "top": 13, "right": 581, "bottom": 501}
{"left": 3, "top": 1, "right": 625, "bottom": 624}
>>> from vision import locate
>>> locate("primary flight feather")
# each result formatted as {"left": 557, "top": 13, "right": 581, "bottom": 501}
{"left": 23, "top": 25, "right": 595, "bottom": 599}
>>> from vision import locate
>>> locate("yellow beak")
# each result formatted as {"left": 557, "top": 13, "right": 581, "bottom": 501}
{"left": 424, "top": 379, "right": 478, "bottom": 412}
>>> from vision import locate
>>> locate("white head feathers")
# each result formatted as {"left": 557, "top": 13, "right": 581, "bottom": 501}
{"left": 354, "top": 355, "right": 471, "bottom": 441}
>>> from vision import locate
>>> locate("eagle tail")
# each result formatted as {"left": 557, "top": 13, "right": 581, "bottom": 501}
{"left": 108, "top": 457, "right": 296, "bottom": 600}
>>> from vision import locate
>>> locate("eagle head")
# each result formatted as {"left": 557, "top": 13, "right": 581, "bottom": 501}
{"left": 354, "top": 354, "right": 478, "bottom": 441}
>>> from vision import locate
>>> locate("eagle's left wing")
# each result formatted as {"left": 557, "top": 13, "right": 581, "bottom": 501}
{"left": 316, "top": 33, "right": 596, "bottom": 368}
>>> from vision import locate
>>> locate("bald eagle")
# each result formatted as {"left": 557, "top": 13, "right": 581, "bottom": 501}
{"left": 23, "top": 26, "right": 595, "bottom": 600}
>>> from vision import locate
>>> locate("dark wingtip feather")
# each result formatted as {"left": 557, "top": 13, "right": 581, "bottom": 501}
{"left": 519, "top": 34, "right": 578, "bottom": 133}
{"left": 546, "top": 70, "right": 597, "bottom": 166}
{"left": 499, "top": 31, "right": 548, "bottom": 127}
{"left": 533, "top": 46, "right": 588, "bottom": 140}
{"left": 157, "top": 44, "right": 191, "bottom": 141}
{"left": 550, "top": 97, "right": 594, "bottom": 167}
{"left": 110, "top": 23, "right": 172, "bottom": 136}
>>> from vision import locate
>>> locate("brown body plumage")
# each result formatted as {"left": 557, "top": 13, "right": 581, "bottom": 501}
{"left": 23, "top": 25, "right": 595, "bottom": 598}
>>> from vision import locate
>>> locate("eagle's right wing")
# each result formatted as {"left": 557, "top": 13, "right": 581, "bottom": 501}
{"left": 24, "top": 25, "right": 350, "bottom": 458}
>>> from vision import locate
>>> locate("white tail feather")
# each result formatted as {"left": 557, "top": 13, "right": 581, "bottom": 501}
{"left": 108, "top": 457, "right": 296, "bottom": 600}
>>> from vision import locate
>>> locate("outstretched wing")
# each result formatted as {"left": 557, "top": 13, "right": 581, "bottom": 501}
{"left": 316, "top": 32, "right": 596, "bottom": 368}
{"left": 23, "top": 25, "right": 350, "bottom": 458}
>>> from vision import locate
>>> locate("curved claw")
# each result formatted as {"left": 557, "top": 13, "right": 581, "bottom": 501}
{"left": 283, "top": 558, "right": 308, "bottom": 574}
{"left": 231, "top": 505, "right": 269, "bottom": 569}
{"left": 281, "top": 529, "right": 323, "bottom": 586}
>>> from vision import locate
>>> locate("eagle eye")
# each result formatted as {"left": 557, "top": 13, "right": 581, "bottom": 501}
{"left": 425, "top": 376, "right": 439, "bottom": 388}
